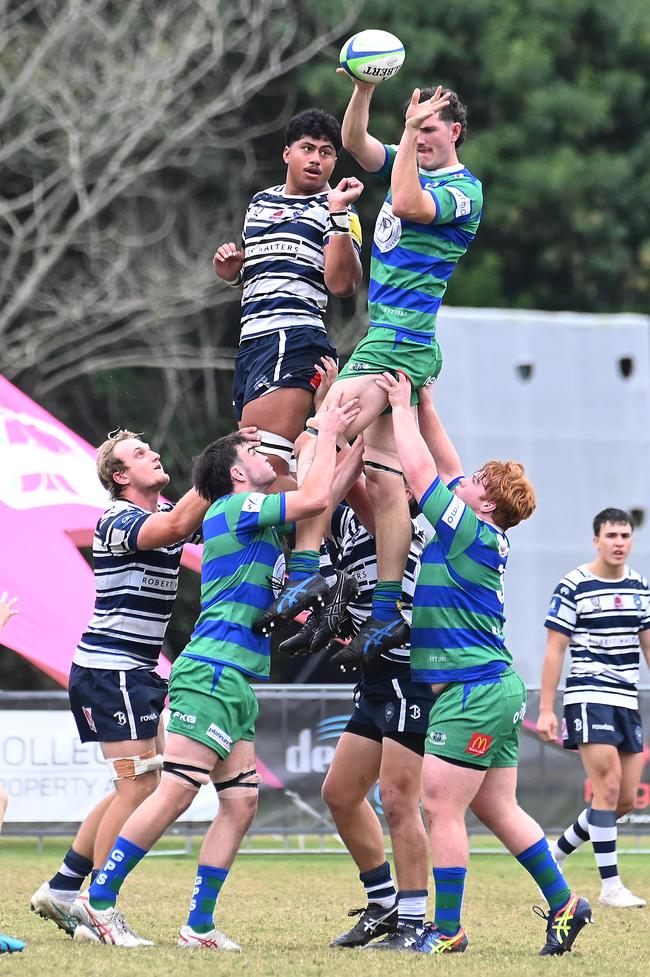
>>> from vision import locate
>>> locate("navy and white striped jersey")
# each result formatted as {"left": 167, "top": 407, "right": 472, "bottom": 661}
{"left": 239, "top": 185, "right": 362, "bottom": 342}
{"left": 329, "top": 505, "right": 426, "bottom": 667}
{"left": 545, "top": 564, "right": 650, "bottom": 709}
{"left": 73, "top": 500, "right": 200, "bottom": 671}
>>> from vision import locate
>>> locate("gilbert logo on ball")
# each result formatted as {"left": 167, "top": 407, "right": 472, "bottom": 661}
{"left": 339, "top": 29, "right": 405, "bottom": 84}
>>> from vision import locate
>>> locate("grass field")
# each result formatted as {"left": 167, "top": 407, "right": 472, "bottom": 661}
{"left": 1, "top": 837, "right": 648, "bottom": 975}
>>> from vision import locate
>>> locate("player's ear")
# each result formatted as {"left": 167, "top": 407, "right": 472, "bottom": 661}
{"left": 113, "top": 470, "right": 128, "bottom": 486}
{"left": 282, "top": 145, "right": 291, "bottom": 164}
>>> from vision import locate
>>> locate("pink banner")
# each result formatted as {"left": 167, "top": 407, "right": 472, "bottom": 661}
{"left": 0, "top": 376, "right": 200, "bottom": 687}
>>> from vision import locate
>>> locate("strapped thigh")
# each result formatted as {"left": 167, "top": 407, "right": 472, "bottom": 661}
{"left": 213, "top": 767, "right": 261, "bottom": 798}
{"left": 162, "top": 753, "right": 213, "bottom": 793}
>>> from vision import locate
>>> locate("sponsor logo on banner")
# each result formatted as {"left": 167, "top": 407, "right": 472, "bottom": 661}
{"left": 285, "top": 716, "right": 347, "bottom": 773}
{"left": 465, "top": 732, "right": 493, "bottom": 756}
{"left": 206, "top": 724, "right": 232, "bottom": 752}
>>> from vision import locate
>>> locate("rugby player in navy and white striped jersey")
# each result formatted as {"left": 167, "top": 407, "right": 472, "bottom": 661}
{"left": 537, "top": 508, "right": 650, "bottom": 909}
{"left": 31, "top": 427, "right": 257, "bottom": 939}
{"left": 213, "top": 108, "right": 363, "bottom": 491}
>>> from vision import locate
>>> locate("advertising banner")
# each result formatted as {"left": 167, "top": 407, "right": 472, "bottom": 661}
{"left": 1, "top": 687, "right": 648, "bottom": 834}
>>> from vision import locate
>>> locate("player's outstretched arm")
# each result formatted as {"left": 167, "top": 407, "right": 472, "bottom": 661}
{"left": 375, "top": 372, "right": 437, "bottom": 502}
{"left": 285, "top": 395, "right": 360, "bottom": 523}
{"left": 338, "top": 72, "right": 386, "bottom": 172}
{"left": 536, "top": 629, "right": 569, "bottom": 741}
{"left": 391, "top": 86, "right": 450, "bottom": 223}
{"left": 417, "top": 385, "right": 463, "bottom": 485}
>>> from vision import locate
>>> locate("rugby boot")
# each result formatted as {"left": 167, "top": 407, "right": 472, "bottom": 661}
{"left": 364, "top": 922, "right": 423, "bottom": 951}
{"left": 30, "top": 881, "right": 78, "bottom": 936}
{"left": 71, "top": 895, "right": 153, "bottom": 946}
{"left": 598, "top": 884, "right": 646, "bottom": 908}
{"left": 279, "top": 609, "right": 322, "bottom": 656}
{"left": 178, "top": 924, "right": 241, "bottom": 950}
{"left": 536, "top": 894, "right": 593, "bottom": 955}
{"left": 0, "top": 934, "right": 25, "bottom": 953}
{"left": 330, "top": 615, "right": 410, "bottom": 667}
{"left": 412, "top": 923, "right": 468, "bottom": 954}
{"left": 253, "top": 573, "right": 329, "bottom": 635}
{"left": 309, "top": 570, "right": 358, "bottom": 654}
{"left": 330, "top": 903, "right": 398, "bottom": 947}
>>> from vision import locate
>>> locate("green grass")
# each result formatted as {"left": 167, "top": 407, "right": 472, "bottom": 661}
{"left": 1, "top": 837, "right": 649, "bottom": 975}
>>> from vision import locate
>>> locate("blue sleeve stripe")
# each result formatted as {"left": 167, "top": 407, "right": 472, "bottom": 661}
{"left": 279, "top": 494, "right": 286, "bottom": 524}
{"left": 419, "top": 479, "right": 440, "bottom": 511}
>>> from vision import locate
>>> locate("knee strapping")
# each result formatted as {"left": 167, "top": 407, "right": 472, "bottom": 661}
{"left": 107, "top": 749, "right": 163, "bottom": 782}
{"left": 162, "top": 754, "right": 213, "bottom": 793}
{"left": 256, "top": 430, "right": 294, "bottom": 464}
{"left": 214, "top": 767, "right": 261, "bottom": 798}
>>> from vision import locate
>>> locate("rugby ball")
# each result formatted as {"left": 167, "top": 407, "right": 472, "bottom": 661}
{"left": 339, "top": 30, "right": 405, "bottom": 84}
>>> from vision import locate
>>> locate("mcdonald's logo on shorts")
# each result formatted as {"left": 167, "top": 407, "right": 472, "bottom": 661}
{"left": 466, "top": 732, "right": 493, "bottom": 756}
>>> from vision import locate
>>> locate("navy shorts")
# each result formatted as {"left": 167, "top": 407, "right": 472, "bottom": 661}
{"left": 345, "top": 673, "right": 435, "bottom": 756}
{"left": 232, "top": 326, "right": 336, "bottom": 419}
{"left": 562, "top": 701, "right": 644, "bottom": 753}
{"left": 68, "top": 663, "right": 168, "bottom": 744}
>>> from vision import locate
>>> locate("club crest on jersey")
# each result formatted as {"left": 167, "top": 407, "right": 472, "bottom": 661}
{"left": 385, "top": 702, "right": 395, "bottom": 723}
{"left": 373, "top": 202, "right": 402, "bottom": 253}
{"left": 614, "top": 595, "right": 624, "bottom": 609}
{"left": 591, "top": 595, "right": 601, "bottom": 609}
{"left": 634, "top": 595, "right": 643, "bottom": 609}
{"left": 269, "top": 208, "right": 291, "bottom": 221}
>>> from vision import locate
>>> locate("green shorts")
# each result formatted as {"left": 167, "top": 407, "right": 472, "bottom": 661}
{"left": 167, "top": 657, "right": 259, "bottom": 760}
{"left": 338, "top": 327, "right": 442, "bottom": 404}
{"left": 425, "top": 668, "right": 527, "bottom": 769}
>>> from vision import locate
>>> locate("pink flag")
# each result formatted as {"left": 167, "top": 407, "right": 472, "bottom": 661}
{"left": 0, "top": 376, "right": 200, "bottom": 687}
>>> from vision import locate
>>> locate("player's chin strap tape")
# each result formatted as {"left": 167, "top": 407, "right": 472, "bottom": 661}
{"left": 256, "top": 430, "right": 294, "bottom": 464}
{"left": 108, "top": 750, "right": 163, "bottom": 782}
{"left": 214, "top": 768, "right": 261, "bottom": 797}
{"left": 364, "top": 459, "right": 404, "bottom": 478}
{"left": 162, "top": 755, "right": 212, "bottom": 793}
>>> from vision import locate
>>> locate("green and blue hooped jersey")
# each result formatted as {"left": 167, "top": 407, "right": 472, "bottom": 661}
{"left": 369, "top": 146, "right": 482, "bottom": 342}
{"left": 411, "top": 478, "right": 510, "bottom": 684}
{"left": 181, "top": 491, "right": 288, "bottom": 680}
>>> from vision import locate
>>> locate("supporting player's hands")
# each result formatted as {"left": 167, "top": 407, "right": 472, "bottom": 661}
{"left": 328, "top": 177, "right": 364, "bottom": 210}
{"left": 0, "top": 591, "right": 18, "bottom": 631}
{"left": 535, "top": 710, "right": 559, "bottom": 743}
{"left": 313, "top": 356, "right": 339, "bottom": 412}
{"left": 404, "top": 85, "right": 451, "bottom": 131}
{"left": 317, "top": 389, "right": 360, "bottom": 439}
{"left": 238, "top": 426, "right": 261, "bottom": 448}
{"left": 375, "top": 370, "right": 412, "bottom": 410}
{"left": 213, "top": 242, "right": 244, "bottom": 284}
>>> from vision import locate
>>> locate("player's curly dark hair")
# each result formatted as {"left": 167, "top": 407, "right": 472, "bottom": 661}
{"left": 192, "top": 433, "right": 248, "bottom": 502}
{"left": 285, "top": 108, "right": 342, "bottom": 153}
{"left": 406, "top": 88, "right": 468, "bottom": 148}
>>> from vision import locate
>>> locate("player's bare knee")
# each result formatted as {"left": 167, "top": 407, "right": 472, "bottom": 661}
{"left": 380, "top": 785, "right": 416, "bottom": 828}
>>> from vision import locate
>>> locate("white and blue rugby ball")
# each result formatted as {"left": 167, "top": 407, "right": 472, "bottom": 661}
{"left": 339, "top": 29, "right": 405, "bottom": 84}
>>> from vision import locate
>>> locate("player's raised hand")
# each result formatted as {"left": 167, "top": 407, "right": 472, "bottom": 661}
{"left": 404, "top": 85, "right": 451, "bottom": 130}
{"left": 535, "top": 709, "right": 559, "bottom": 743}
{"left": 213, "top": 242, "right": 244, "bottom": 283}
{"left": 328, "top": 177, "right": 364, "bottom": 210}
{"left": 375, "top": 370, "right": 412, "bottom": 409}
{"left": 0, "top": 592, "right": 18, "bottom": 631}
{"left": 313, "top": 356, "right": 339, "bottom": 412}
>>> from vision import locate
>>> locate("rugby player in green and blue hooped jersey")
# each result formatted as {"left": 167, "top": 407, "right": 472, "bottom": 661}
{"left": 370, "top": 371, "right": 593, "bottom": 958}
{"left": 280, "top": 79, "right": 483, "bottom": 669}
{"left": 69, "top": 394, "right": 359, "bottom": 950}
